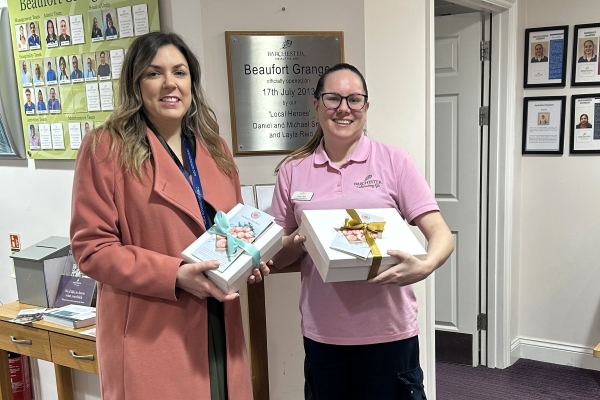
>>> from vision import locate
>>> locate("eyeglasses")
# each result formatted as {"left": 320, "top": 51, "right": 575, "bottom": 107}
{"left": 319, "top": 93, "right": 368, "bottom": 110}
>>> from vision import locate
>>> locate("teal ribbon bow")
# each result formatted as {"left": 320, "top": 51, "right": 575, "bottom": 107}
{"left": 207, "top": 211, "right": 261, "bottom": 267}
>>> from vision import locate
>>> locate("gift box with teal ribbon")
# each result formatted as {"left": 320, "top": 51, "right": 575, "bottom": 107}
{"left": 182, "top": 203, "right": 283, "bottom": 294}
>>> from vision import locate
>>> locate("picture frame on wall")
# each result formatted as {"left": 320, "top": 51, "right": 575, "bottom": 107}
{"left": 571, "top": 23, "right": 600, "bottom": 87}
{"left": 522, "top": 96, "right": 566, "bottom": 155}
{"left": 570, "top": 93, "right": 600, "bottom": 154}
{"left": 523, "top": 25, "right": 568, "bottom": 88}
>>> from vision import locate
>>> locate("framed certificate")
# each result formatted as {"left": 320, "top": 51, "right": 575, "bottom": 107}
{"left": 570, "top": 93, "right": 600, "bottom": 154}
{"left": 571, "top": 23, "right": 600, "bottom": 87}
{"left": 522, "top": 96, "right": 566, "bottom": 155}
{"left": 524, "top": 26, "right": 568, "bottom": 88}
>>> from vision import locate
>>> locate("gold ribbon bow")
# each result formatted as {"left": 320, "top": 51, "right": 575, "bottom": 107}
{"left": 342, "top": 209, "right": 386, "bottom": 280}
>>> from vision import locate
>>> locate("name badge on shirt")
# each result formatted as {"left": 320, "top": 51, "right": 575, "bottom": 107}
{"left": 291, "top": 191, "right": 314, "bottom": 201}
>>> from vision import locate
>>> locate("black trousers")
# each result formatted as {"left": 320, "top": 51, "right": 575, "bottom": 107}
{"left": 303, "top": 336, "right": 427, "bottom": 400}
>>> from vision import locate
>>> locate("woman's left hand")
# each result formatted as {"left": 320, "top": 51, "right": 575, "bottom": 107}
{"left": 247, "top": 260, "right": 272, "bottom": 284}
{"left": 367, "top": 250, "right": 433, "bottom": 286}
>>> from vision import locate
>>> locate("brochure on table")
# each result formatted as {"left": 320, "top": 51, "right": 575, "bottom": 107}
{"left": 43, "top": 304, "right": 96, "bottom": 328}
{"left": 182, "top": 203, "right": 283, "bottom": 294}
{"left": 8, "top": 0, "right": 160, "bottom": 159}
{"left": 299, "top": 208, "right": 427, "bottom": 283}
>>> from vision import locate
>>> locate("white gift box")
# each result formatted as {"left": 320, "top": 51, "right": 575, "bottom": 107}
{"left": 182, "top": 203, "right": 283, "bottom": 294}
{"left": 298, "top": 208, "right": 427, "bottom": 283}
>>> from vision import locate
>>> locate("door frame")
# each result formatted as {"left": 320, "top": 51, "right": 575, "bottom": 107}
{"left": 425, "top": 0, "right": 518, "bottom": 392}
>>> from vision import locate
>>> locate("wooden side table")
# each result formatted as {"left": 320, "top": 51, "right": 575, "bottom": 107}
{"left": 0, "top": 302, "right": 97, "bottom": 400}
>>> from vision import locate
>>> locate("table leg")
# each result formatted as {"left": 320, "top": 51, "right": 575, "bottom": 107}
{"left": 0, "top": 349, "right": 14, "bottom": 400}
{"left": 54, "top": 364, "right": 74, "bottom": 400}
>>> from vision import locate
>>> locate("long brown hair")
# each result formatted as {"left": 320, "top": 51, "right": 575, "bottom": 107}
{"left": 274, "top": 63, "right": 368, "bottom": 172}
{"left": 94, "top": 31, "right": 236, "bottom": 180}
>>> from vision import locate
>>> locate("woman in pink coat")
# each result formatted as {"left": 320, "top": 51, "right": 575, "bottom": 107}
{"left": 70, "top": 32, "right": 268, "bottom": 400}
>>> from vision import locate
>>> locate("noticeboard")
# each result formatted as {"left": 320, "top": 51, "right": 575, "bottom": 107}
{"left": 8, "top": 0, "right": 160, "bottom": 159}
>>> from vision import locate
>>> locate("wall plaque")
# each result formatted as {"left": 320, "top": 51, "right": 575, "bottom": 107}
{"left": 225, "top": 31, "right": 344, "bottom": 155}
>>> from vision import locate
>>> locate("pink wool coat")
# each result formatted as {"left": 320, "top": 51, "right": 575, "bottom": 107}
{"left": 70, "top": 129, "right": 253, "bottom": 400}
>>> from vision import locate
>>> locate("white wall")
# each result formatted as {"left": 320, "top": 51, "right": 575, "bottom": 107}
{"left": 513, "top": 0, "right": 600, "bottom": 370}
{"left": 364, "top": 0, "right": 433, "bottom": 391}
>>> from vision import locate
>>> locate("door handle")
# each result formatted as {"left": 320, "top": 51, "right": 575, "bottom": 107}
{"left": 10, "top": 335, "right": 32, "bottom": 345}
{"left": 69, "top": 350, "right": 94, "bottom": 361}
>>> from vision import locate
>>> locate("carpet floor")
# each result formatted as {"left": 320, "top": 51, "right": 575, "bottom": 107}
{"left": 436, "top": 359, "right": 600, "bottom": 399}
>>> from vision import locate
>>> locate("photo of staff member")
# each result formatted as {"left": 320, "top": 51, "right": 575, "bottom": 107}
{"left": 23, "top": 88, "right": 35, "bottom": 114}
{"left": 45, "top": 19, "right": 58, "bottom": 47}
{"left": 81, "top": 121, "right": 92, "bottom": 137}
{"left": 29, "top": 124, "right": 40, "bottom": 148}
{"left": 83, "top": 53, "right": 96, "bottom": 79}
{"left": 90, "top": 13, "right": 103, "bottom": 40}
{"left": 16, "top": 24, "right": 28, "bottom": 51}
{"left": 578, "top": 39, "right": 598, "bottom": 63}
{"left": 102, "top": 10, "right": 118, "bottom": 39}
{"left": 57, "top": 16, "right": 71, "bottom": 45}
{"left": 28, "top": 21, "right": 41, "bottom": 48}
{"left": 531, "top": 43, "right": 548, "bottom": 63}
{"left": 36, "top": 89, "right": 47, "bottom": 113}
{"left": 538, "top": 112, "right": 550, "bottom": 125}
{"left": 47, "top": 86, "right": 60, "bottom": 112}
{"left": 33, "top": 61, "right": 44, "bottom": 85}
{"left": 57, "top": 56, "right": 70, "bottom": 83}
{"left": 96, "top": 50, "right": 111, "bottom": 78}
{"left": 21, "top": 61, "right": 32, "bottom": 85}
{"left": 70, "top": 55, "right": 84, "bottom": 80}
{"left": 45, "top": 58, "right": 57, "bottom": 82}
{"left": 575, "top": 113, "right": 593, "bottom": 129}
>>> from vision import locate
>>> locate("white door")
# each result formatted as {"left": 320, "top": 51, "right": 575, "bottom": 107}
{"left": 434, "top": 12, "right": 483, "bottom": 367}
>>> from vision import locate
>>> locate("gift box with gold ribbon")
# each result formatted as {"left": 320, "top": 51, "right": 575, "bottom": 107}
{"left": 299, "top": 208, "right": 427, "bottom": 283}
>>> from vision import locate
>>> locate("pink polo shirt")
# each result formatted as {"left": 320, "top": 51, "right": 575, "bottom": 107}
{"left": 271, "top": 133, "right": 439, "bottom": 345}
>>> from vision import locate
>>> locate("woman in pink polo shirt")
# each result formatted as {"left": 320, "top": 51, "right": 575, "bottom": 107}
{"left": 271, "top": 63, "right": 454, "bottom": 400}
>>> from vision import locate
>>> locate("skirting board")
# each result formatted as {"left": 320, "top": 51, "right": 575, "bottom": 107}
{"left": 511, "top": 337, "right": 600, "bottom": 371}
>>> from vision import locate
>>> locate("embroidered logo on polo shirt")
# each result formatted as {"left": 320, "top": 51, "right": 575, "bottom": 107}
{"left": 354, "top": 174, "right": 382, "bottom": 189}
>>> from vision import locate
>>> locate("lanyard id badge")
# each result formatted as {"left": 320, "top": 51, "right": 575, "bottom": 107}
{"left": 169, "top": 135, "right": 211, "bottom": 229}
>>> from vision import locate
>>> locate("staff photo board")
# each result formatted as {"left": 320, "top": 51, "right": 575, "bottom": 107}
{"left": 8, "top": 1, "right": 159, "bottom": 159}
